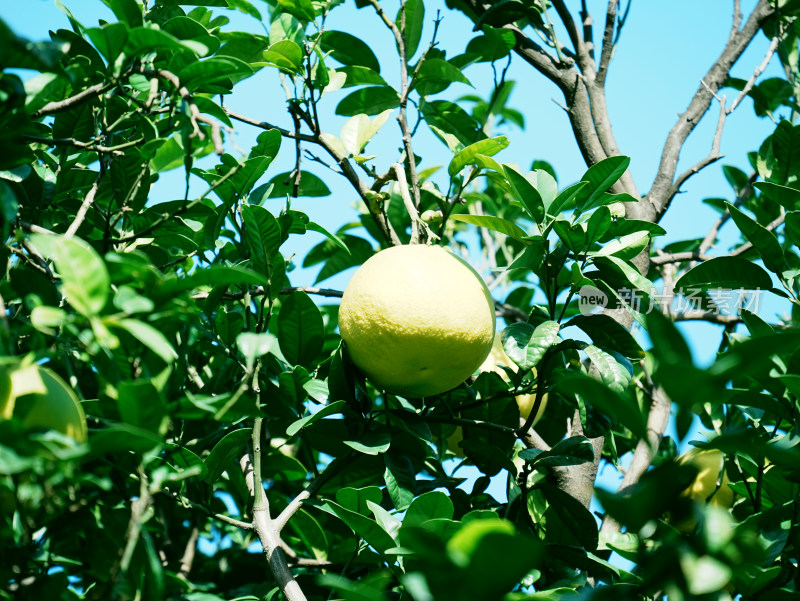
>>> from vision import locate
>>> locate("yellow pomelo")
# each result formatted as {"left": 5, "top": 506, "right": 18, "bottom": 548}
{"left": 6, "top": 365, "right": 88, "bottom": 443}
{"left": 481, "top": 333, "right": 548, "bottom": 424}
{"left": 678, "top": 448, "right": 733, "bottom": 508}
{"left": 338, "top": 244, "right": 495, "bottom": 397}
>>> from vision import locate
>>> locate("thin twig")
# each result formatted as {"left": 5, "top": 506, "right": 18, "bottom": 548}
{"left": 65, "top": 180, "right": 100, "bottom": 238}
{"left": 32, "top": 81, "right": 113, "bottom": 118}
{"left": 23, "top": 134, "right": 143, "bottom": 156}
{"left": 727, "top": 34, "right": 781, "bottom": 114}
{"left": 393, "top": 163, "right": 420, "bottom": 243}
{"left": 274, "top": 453, "right": 355, "bottom": 532}
{"left": 597, "top": 0, "right": 619, "bottom": 86}
{"left": 177, "top": 527, "right": 200, "bottom": 579}
{"left": 673, "top": 310, "right": 743, "bottom": 325}
{"left": 368, "top": 0, "right": 423, "bottom": 212}
{"left": 225, "top": 106, "right": 317, "bottom": 142}
{"left": 192, "top": 286, "right": 344, "bottom": 301}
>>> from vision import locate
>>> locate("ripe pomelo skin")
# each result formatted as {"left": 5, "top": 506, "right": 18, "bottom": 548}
{"left": 338, "top": 244, "right": 496, "bottom": 398}
{"left": 7, "top": 365, "right": 88, "bottom": 443}
{"left": 678, "top": 448, "right": 734, "bottom": 509}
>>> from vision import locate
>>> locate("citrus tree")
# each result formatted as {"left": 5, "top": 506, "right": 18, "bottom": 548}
{"left": 1, "top": 1, "right": 800, "bottom": 600}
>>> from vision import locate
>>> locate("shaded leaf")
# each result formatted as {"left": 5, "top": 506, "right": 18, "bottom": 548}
{"left": 278, "top": 291, "right": 325, "bottom": 366}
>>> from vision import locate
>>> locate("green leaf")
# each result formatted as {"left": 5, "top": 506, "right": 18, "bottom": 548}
{"left": 265, "top": 170, "right": 331, "bottom": 198}
{"left": 118, "top": 380, "right": 165, "bottom": 434}
{"left": 0, "top": 181, "right": 19, "bottom": 242}
{"left": 554, "top": 375, "right": 646, "bottom": 438}
{"left": 178, "top": 56, "right": 253, "bottom": 92}
{"left": 263, "top": 451, "right": 308, "bottom": 481}
{"left": 474, "top": 0, "right": 533, "bottom": 28}
{"left": 163, "top": 265, "right": 269, "bottom": 296}
{"left": 548, "top": 181, "right": 588, "bottom": 215}
{"left": 540, "top": 482, "right": 598, "bottom": 550}
{"left": 553, "top": 220, "right": 588, "bottom": 252}
{"left": 31, "top": 234, "right": 109, "bottom": 317}
{"left": 565, "top": 314, "right": 644, "bottom": 360}
{"left": 241, "top": 204, "right": 282, "bottom": 274}
{"left": 582, "top": 192, "right": 638, "bottom": 214}
{"left": 583, "top": 345, "right": 632, "bottom": 393}
{"left": 278, "top": 291, "right": 324, "bottom": 366}
{"left": 725, "top": 202, "right": 786, "bottom": 273}
{"left": 575, "top": 156, "right": 631, "bottom": 211}
{"left": 336, "top": 486, "right": 383, "bottom": 514}
{"left": 262, "top": 39, "right": 304, "bottom": 73}
{"left": 384, "top": 454, "right": 416, "bottom": 510}
{"left": 682, "top": 555, "right": 733, "bottom": 595}
{"left": 422, "top": 100, "right": 480, "bottom": 148}
{"left": 448, "top": 214, "right": 529, "bottom": 243}
{"left": 124, "top": 26, "right": 208, "bottom": 58}
{"left": 448, "top": 519, "right": 543, "bottom": 599}
{"left": 786, "top": 211, "right": 800, "bottom": 247}
{"left": 336, "top": 86, "right": 401, "bottom": 117}
{"left": 339, "top": 110, "right": 394, "bottom": 156}
{"left": 403, "top": 491, "right": 454, "bottom": 527}
{"left": 100, "top": 0, "right": 143, "bottom": 27}
{"left": 236, "top": 332, "right": 276, "bottom": 369}
{"left": 338, "top": 65, "right": 388, "bottom": 88}
{"left": 277, "top": 0, "right": 316, "bottom": 21}
{"left": 317, "top": 500, "right": 396, "bottom": 555}
{"left": 411, "top": 58, "right": 472, "bottom": 93}
{"left": 465, "top": 26, "right": 516, "bottom": 62}
{"left": 592, "top": 255, "right": 656, "bottom": 297}
{"left": 114, "top": 318, "right": 177, "bottom": 364}
{"left": 674, "top": 256, "right": 774, "bottom": 290}
{"left": 754, "top": 181, "right": 800, "bottom": 211}
{"left": 287, "top": 509, "right": 329, "bottom": 561}
{"left": 319, "top": 30, "right": 381, "bottom": 72}
{"left": 344, "top": 428, "right": 391, "bottom": 455}
{"left": 585, "top": 205, "right": 612, "bottom": 244}
{"left": 304, "top": 234, "right": 374, "bottom": 284}
{"left": 85, "top": 23, "right": 129, "bottom": 65}
{"left": 594, "top": 231, "right": 650, "bottom": 260}
{"left": 771, "top": 120, "right": 800, "bottom": 185}
{"left": 522, "top": 436, "right": 595, "bottom": 468}
{"left": 502, "top": 321, "right": 560, "bottom": 371}
{"left": 203, "top": 428, "right": 251, "bottom": 484}
{"left": 503, "top": 164, "right": 545, "bottom": 224}
{"left": 448, "top": 137, "right": 508, "bottom": 176}
{"left": 227, "top": 0, "right": 263, "bottom": 18}
{"left": 286, "top": 400, "right": 347, "bottom": 437}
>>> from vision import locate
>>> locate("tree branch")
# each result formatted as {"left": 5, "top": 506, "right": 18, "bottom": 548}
{"left": 673, "top": 310, "right": 743, "bottom": 325}
{"left": 596, "top": 0, "right": 619, "bottom": 86}
{"left": 31, "top": 81, "right": 113, "bottom": 118}
{"left": 65, "top": 179, "right": 101, "bottom": 238}
{"left": 225, "top": 107, "right": 318, "bottom": 143}
{"left": 274, "top": 453, "right": 355, "bottom": 532}
{"left": 241, "top": 420, "right": 307, "bottom": 601}
{"left": 600, "top": 381, "right": 671, "bottom": 535}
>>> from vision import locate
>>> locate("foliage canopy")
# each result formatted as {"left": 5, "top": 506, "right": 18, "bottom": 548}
{"left": 1, "top": 1, "right": 800, "bottom": 600}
